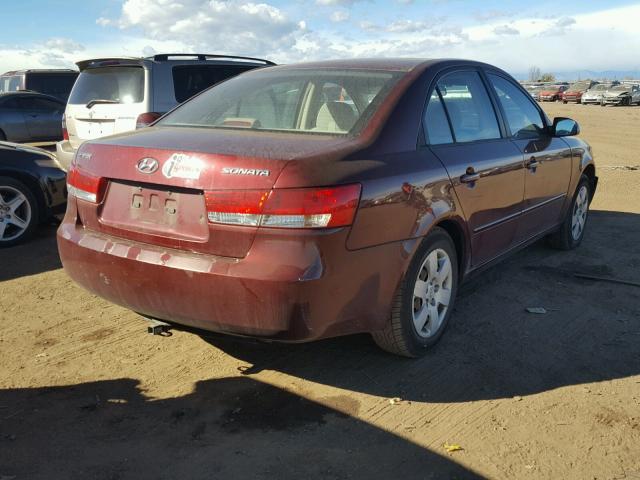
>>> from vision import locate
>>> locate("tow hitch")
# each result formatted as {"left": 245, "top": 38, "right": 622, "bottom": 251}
{"left": 146, "top": 318, "right": 172, "bottom": 336}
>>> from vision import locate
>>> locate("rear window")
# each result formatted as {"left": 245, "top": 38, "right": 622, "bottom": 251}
{"left": 26, "top": 73, "right": 78, "bottom": 100}
{"left": 68, "top": 67, "right": 144, "bottom": 105}
{"left": 158, "top": 69, "right": 403, "bottom": 136}
{"left": 172, "top": 65, "right": 256, "bottom": 103}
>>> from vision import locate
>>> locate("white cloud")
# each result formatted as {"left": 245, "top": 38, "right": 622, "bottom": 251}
{"left": 493, "top": 25, "right": 519, "bottom": 35}
{"left": 330, "top": 10, "right": 350, "bottom": 22}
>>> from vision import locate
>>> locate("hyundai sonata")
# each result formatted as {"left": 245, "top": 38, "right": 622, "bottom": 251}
{"left": 58, "top": 59, "right": 597, "bottom": 357}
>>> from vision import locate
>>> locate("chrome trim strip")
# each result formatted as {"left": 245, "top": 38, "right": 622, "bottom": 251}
{"left": 473, "top": 193, "right": 566, "bottom": 233}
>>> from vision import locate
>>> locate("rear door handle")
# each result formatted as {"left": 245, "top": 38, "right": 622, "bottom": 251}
{"left": 526, "top": 157, "right": 540, "bottom": 169}
{"left": 460, "top": 172, "right": 480, "bottom": 183}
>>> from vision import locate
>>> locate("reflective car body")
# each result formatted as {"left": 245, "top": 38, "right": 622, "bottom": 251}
{"left": 581, "top": 83, "right": 617, "bottom": 105}
{"left": 539, "top": 85, "right": 567, "bottom": 101}
{"left": 58, "top": 59, "right": 596, "bottom": 345}
{"left": 563, "top": 80, "right": 598, "bottom": 103}
{"left": 0, "top": 92, "right": 65, "bottom": 143}
{"left": 601, "top": 84, "right": 640, "bottom": 105}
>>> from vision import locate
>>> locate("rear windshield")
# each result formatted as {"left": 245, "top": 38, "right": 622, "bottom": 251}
{"left": 68, "top": 66, "right": 144, "bottom": 105}
{"left": 25, "top": 73, "right": 78, "bottom": 100}
{"left": 158, "top": 69, "right": 403, "bottom": 136}
{"left": 172, "top": 65, "right": 257, "bottom": 103}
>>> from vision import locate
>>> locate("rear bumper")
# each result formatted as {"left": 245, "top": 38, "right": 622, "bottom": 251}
{"left": 57, "top": 211, "right": 407, "bottom": 342}
{"left": 55, "top": 141, "right": 76, "bottom": 172}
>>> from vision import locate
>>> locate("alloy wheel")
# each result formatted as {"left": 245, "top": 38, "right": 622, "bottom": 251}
{"left": 0, "top": 186, "right": 32, "bottom": 242}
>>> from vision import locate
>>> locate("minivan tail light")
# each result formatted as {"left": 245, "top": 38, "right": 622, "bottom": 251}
{"left": 67, "top": 166, "right": 106, "bottom": 203}
{"left": 136, "top": 112, "right": 162, "bottom": 129}
{"left": 205, "top": 184, "right": 361, "bottom": 229}
{"left": 62, "top": 116, "right": 69, "bottom": 141}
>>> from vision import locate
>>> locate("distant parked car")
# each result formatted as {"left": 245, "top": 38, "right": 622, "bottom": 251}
{"left": 0, "top": 69, "right": 78, "bottom": 102}
{"left": 539, "top": 84, "right": 568, "bottom": 102}
{"left": 601, "top": 84, "right": 640, "bottom": 106}
{"left": 0, "top": 92, "right": 65, "bottom": 143}
{"left": 581, "top": 83, "right": 618, "bottom": 105}
{"left": 55, "top": 53, "right": 275, "bottom": 171}
{"left": 563, "top": 80, "right": 598, "bottom": 103}
{"left": 0, "top": 142, "right": 66, "bottom": 246}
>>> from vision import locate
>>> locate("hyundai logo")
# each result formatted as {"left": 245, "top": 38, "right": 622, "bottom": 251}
{"left": 136, "top": 157, "right": 159, "bottom": 174}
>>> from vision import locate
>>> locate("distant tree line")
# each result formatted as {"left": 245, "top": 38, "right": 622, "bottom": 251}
{"left": 528, "top": 66, "right": 555, "bottom": 82}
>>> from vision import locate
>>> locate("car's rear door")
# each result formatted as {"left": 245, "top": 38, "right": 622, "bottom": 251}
{"left": 424, "top": 69, "right": 525, "bottom": 267}
{"left": 18, "top": 96, "right": 64, "bottom": 141}
{"left": 486, "top": 72, "right": 572, "bottom": 241}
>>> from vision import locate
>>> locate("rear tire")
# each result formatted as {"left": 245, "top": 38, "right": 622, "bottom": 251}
{"left": 0, "top": 176, "right": 39, "bottom": 247}
{"left": 548, "top": 174, "right": 591, "bottom": 250}
{"left": 372, "top": 227, "right": 459, "bottom": 358}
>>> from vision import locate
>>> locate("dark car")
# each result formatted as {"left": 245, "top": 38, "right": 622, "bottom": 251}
{"left": 0, "top": 69, "right": 78, "bottom": 102}
{"left": 58, "top": 59, "right": 597, "bottom": 357}
{"left": 0, "top": 142, "right": 66, "bottom": 246}
{"left": 0, "top": 92, "right": 65, "bottom": 143}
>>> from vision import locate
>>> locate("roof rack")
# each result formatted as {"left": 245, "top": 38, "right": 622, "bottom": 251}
{"left": 151, "top": 53, "right": 275, "bottom": 65}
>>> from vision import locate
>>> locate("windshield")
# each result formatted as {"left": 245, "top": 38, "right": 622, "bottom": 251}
{"left": 158, "top": 68, "right": 403, "bottom": 136}
{"left": 569, "top": 82, "right": 591, "bottom": 91}
{"left": 590, "top": 84, "right": 609, "bottom": 91}
{"left": 610, "top": 85, "right": 631, "bottom": 91}
{"left": 68, "top": 66, "right": 144, "bottom": 105}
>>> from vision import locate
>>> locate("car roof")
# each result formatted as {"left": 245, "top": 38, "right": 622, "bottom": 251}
{"left": 0, "top": 91, "right": 64, "bottom": 102}
{"left": 253, "top": 58, "right": 504, "bottom": 74}
{"left": 1, "top": 69, "right": 77, "bottom": 75}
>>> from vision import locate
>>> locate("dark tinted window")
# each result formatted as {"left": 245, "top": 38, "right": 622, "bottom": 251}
{"left": 437, "top": 71, "right": 501, "bottom": 143}
{"left": 424, "top": 90, "right": 453, "bottom": 145}
{"left": 69, "top": 67, "right": 144, "bottom": 105}
{"left": 18, "top": 96, "right": 63, "bottom": 112}
{"left": 172, "top": 65, "right": 256, "bottom": 103}
{"left": 25, "top": 73, "right": 78, "bottom": 100}
{"left": 488, "top": 74, "right": 545, "bottom": 139}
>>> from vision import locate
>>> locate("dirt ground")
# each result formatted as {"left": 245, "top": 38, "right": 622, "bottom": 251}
{"left": 1, "top": 103, "right": 639, "bottom": 480}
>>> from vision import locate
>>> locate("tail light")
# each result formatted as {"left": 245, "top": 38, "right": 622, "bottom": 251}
{"left": 62, "top": 116, "right": 69, "bottom": 141}
{"left": 136, "top": 112, "right": 162, "bottom": 129}
{"left": 205, "top": 184, "right": 361, "bottom": 229}
{"left": 67, "top": 166, "right": 107, "bottom": 203}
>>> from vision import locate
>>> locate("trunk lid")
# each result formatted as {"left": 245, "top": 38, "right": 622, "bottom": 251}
{"left": 74, "top": 126, "right": 357, "bottom": 258}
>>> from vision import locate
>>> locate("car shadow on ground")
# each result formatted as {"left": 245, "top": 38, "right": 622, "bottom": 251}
{"left": 191, "top": 210, "right": 640, "bottom": 403}
{"left": 0, "top": 377, "right": 483, "bottom": 479}
{"left": 0, "top": 223, "right": 61, "bottom": 282}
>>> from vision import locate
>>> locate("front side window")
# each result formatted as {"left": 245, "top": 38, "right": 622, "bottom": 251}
{"left": 436, "top": 71, "right": 501, "bottom": 143}
{"left": 158, "top": 69, "right": 403, "bottom": 136}
{"left": 423, "top": 90, "right": 453, "bottom": 145}
{"left": 488, "top": 74, "right": 545, "bottom": 139}
{"left": 68, "top": 67, "right": 144, "bottom": 105}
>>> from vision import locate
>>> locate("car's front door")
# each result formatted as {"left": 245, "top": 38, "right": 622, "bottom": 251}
{"left": 18, "top": 96, "right": 64, "bottom": 141}
{"left": 423, "top": 69, "right": 525, "bottom": 267}
{"left": 486, "top": 73, "right": 573, "bottom": 241}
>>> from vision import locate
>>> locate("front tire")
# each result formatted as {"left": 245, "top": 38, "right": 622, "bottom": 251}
{"left": 372, "top": 227, "right": 459, "bottom": 357}
{"left": 0, "top": 177, "right": 39, "bottom": 247}
{"left": 548, "top": 174, "right": 591, "bottom": 250}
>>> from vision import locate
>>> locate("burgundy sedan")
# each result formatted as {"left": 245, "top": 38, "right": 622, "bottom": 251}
{"left": 58, "top": 59, "right": 597, "bottom": 357}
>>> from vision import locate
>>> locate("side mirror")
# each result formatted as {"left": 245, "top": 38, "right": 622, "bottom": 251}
{"left": 552, "top": 117, "right": 580, "bottom": 137}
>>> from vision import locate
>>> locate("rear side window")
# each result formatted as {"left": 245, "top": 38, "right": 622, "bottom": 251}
{"left": 18, "top": 97, "right": 63, "bottom": 112}
{"left": 437, "top": 71, "right": 501, "bottom": 143}
{"left": 172, "top": 65, "right": 255, "bottom": 103}
{"left": 423, "top": 90, "right": 453, "bottom": 145}
{"left": 69, "top": 67, "right": 144, "bottom": 105}
{"left": 488, "top": 74, "right": 545, "bottom": 139}
{"left": 25, "top": 73, "right": 78, "bottom": 100}
{"left": 0, "top": 75, "right": 22, "bottom": 92}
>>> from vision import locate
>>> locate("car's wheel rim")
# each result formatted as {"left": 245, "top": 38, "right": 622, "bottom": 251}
{"left": 412, "top": 248, "right": 453, "bottom": 338}
{"left": 571, "top": 185, "right": 589, "bottom": 241}
{"left": 0, "top": 186, "right": 31, "bottom": 242}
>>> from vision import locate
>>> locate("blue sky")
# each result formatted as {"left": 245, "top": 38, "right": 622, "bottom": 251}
{"left": 1, "top": 0, "right": 640, "bottom": 78}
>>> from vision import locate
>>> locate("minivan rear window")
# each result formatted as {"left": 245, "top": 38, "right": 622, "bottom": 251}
{"left": 68, "top": 67, "right": 144, "bottom": 105}
{"left": 172, "top": 65, "right": 256, "bottom": 103}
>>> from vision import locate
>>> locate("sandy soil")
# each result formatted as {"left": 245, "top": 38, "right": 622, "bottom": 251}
{"left": 1, "top": 103, "right": 639, "bottom": 480}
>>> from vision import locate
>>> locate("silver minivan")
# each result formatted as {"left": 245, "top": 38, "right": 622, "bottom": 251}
{"left": 56, "top": 54, "right": 274, "bottom": 170}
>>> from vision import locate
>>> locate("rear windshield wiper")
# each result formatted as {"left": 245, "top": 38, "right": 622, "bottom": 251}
{"left": 86, "top": 99, "right": 120, "bottom": 109}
